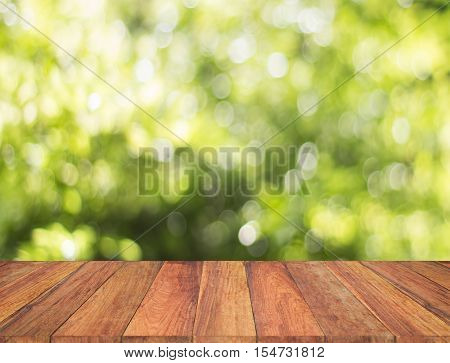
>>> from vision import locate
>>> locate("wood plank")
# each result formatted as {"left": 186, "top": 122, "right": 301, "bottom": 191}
{"left": 400, "top": 262, "right": 450, "bottom": 289}
{"left": 0, "top": 262, "right": 47, "bottom": 288}
{"left": 245, "top": 262, "right": 323, "bottom": 342}
{"left": 327, "top": 262, "right": 450, "bottom": 342}
{"left": 362, "top": 262, "right": 449, "bottom": 324}
{"left": 0, "top": 262, "right": 83, "bottom": 324}
{"left": 0, "top": 261, "right": 122, "bottom": 342}
{"left": 0, "top": 261, "right": 447, "bottom": 343}
{"left": 123, "top": 261, "right": 202, "bottom": 343}
{"left": 286, "top": 262, "right": 394, "bottom": 342}
{"left": 439, "top": 261, "right": 450, "bottom": 268}
{"left": 193, "top": 261, "right": 256, "bottom": 342}
{"left": 396, "top": 336, "right": 449, "bottom": 343}
{"left": 52, "top": 262, "right": 162, "bottom": 342}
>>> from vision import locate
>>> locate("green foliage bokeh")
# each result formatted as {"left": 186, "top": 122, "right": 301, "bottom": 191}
{"left": 0, "top": 0, "right": 449, "bottom": 260}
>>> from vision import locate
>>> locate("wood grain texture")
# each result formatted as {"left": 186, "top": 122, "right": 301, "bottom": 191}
{"left": 0, "top": 261, "right": 122, "bottom": 342}
{"left": 286, "top": 262, "right": 394, "bottom": 342}
{"left": 123, "top": 261, "right": 202, "bottom": 343}
{"left": 0, "top": 262, "right": 83, "bottom": 325}
{"left": 0, "top": 261, "right": 448, "bottom": 343}
{"left": 401, "top": 262, "right": 450, "bottom": 289}
{"left": 327, "top": 262, "right": 450, "bottom": 342}
{"left": 362, "top": 262, "right": 449, "bottom": 324}
{"left": 246, "top": 262, "right": 323, "bottom": 342}
{"left": 193, "top": 261, "right": 256, "bottom": 342}
{"left": 0, "top": 262, "right": 46, "bottom": 288}
{"left": 52, "top": 262, "right": 162, "bottom": 342}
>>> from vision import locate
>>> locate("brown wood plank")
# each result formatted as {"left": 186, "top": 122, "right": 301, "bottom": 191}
{"left": 362, "top": 262, "right": 449, "bottom": 324}
{"left": 396, "top": 336, "right": 449, "bottom": 343}
{"left": 286, "top": 262, "right": 394, "bottom": 342}
{"left": 123, "top": 261, "right": 202, "bottom": 343}
{"left": 0, "top": 262, "right": 83, "bottom": 325}
{"left": 400, "top": 262, "right": 450, "bottom": 289}
{"left": 0, "top": 261, "right": 447, "bottom": 343}
{"left": 0, "top": 261, "right": 122, "bottom": 342}
{"left": 246, "top": 262, "right": 323, "bottom": 342}
{"left": 327, "top": 262, "right": 450, "bottom": 342}
{"left": 0, "top": 262, "right": 47, "bottom": 288}
{"left": 193, "top": 261, "right": 256, "bottom": 342}
{"left": 439, "top": 261, "right": 450, "bottom": 268}
{"left": 52, "top": 262, "right": 162, "bottom": 342}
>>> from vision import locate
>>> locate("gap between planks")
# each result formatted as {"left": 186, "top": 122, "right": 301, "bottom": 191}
{"left": 52, "top": 262, "right": 163, "bottom": 343}
{"left": 326, "top": 262, "right": 449, "bottom": 343}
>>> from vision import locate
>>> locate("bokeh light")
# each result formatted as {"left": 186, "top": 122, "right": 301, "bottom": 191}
{"left": 0, "top": 0, "right": 449, "bottom": 261}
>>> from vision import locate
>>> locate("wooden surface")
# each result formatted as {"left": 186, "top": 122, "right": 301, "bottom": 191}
{"left": 287, "top": 262, "right": 394, "bottom": 342}
{"left": 0, "top": 261, "right": 448, "bottom": 343}
{"left": 0, "top": 262, "right": 122, "bottom": 342}
{"left": 123, "top": 261, "right": 202, "bottom": 342}
{"left": 53, "top": 262, "right": 161, "bottom": 342}
{"left": 328, "top": 262, "right": 449, "bottom": 343}
{"left": 193, "top": 261, "right": 256, "bottom": 342}
{"left": 362, "top": 262, "right": 449, "bottom": 324}
{"left": 246, "top": 262, "right": 323, "bottom": 342}
{"left": 0, "top": 262, "right": 83, "bottom": 325}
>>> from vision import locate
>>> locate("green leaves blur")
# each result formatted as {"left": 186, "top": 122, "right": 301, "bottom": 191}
{"left": 0, "top": 0, "right": 449, "bottom": 260}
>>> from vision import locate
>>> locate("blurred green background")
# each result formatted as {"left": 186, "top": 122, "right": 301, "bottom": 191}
{"left": 0, "top": 0, "right": 449, "bottom": 261}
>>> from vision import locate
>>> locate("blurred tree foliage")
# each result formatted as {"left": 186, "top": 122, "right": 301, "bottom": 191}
{"left": 0, "top": 0, "right": 449, "bottom": 260}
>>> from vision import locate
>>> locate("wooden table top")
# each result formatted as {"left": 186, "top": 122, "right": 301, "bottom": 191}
{"left": 0, "top": 261, "right": 448, "bottom": 343}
